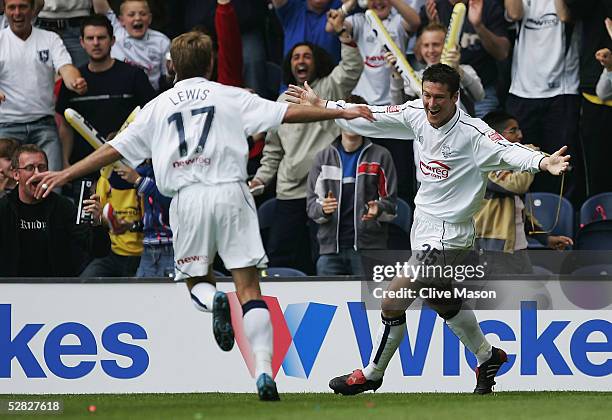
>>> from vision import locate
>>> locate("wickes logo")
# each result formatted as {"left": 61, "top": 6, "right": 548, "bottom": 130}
{"left": 230, "top": 296, "right": 611, "bottom": 379}
{"left": 0, "top": 304, "right": 149, "bottom": 379}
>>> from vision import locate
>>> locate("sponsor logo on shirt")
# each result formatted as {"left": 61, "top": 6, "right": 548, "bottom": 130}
{"left": 419, "top": 160, "right": 450, "bottom": 179}
{"left": 525, "top": 13, "right": 559, "bottom": 30}
{"left": 172, "top": 156, "right": 211, "bottom": 168}
{"left": 364, "top": 55, "right": 386, "bottom": 68}
{"left": 386, "top": 105, "right": 402, "bottom": 113}
{"left": 176, "top": 255, "right": 208, "bottom": 266}
{"left": 37, "top": 50, "right": 49, "bottom": 63}
{"left": 486, "top": 129, "right": 505, "bottom": 143}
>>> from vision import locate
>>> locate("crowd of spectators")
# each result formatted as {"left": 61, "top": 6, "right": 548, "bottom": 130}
{"left": 0, "top": 0, "right": 610, "bottom": 277}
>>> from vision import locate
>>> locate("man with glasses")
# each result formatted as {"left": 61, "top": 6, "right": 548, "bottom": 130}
{"left": 0, "top": 144, "right": 110, "bottom": 277}
{"left": 474, "top": 110, "right": 573, "bottom": 269}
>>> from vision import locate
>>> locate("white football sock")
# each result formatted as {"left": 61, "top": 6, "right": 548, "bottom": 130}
{"left": 445, "top": 309, "right": 492, "bottom": 365}
{"left": 190, "top": 282, "right": 216, "bottom": 313}
{"left": 363, "top": 314, "right": 406, "bottom": 381}
{"left": 243, "top": 300, "right": 273, "bottom": 378}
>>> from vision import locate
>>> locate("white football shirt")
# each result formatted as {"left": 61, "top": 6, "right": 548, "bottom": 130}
{"left": 0, "top": 27, "right": 72, "bottom": 123}
{"left": 509, "top": 0, "right": 580, "bottom": 98}
{"left": 327, "top": 99, "right": 545, "bottom": 223}
{"left": 109, "top": 77, "right": 288, "bottom": 197}
{"left": 106, "top": 10, "right": 170, "bottom": 90}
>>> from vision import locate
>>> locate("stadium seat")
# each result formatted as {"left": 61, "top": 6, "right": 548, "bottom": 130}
{"left": 524, "top": 192, "right": 574, "bottom": 249}
{"left": 579, "top": 192, "right": 612, "bottom": 228}
{"left": 575, "top": 220, "right": 612, "bottom": 250}
{"left": 261, "top": 267, "right": 307, "bottom": 277}
{"left": 388, "top": 198, "right": 412, "bottom": 250}
{"left": 571, "top": 264, "right": 612, "bottom": 276}
{"left": 257, "top": 198, "right": 277, "bottom": 252}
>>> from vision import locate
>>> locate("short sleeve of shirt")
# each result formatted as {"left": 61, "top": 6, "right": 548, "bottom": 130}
{"left": 238, "top": 91, "right": 288, "bottom": 137}
{"left": 108, "top": 105, "right": 153, "bottom": 167}
{"left": 49, "top": 32, "right": 72, "bottom": 72}
{"left": 347, "top": 14, "right": 365, "bottom": 40}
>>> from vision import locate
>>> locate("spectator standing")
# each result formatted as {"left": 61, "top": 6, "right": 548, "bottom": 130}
{"left": 330, "top": 0, "right": 420, "bottom": 105}
{"left": 0, "top": 145, "right": 110, "bottom": 277}
{"left": 505, "top": 0, "right": 582, "bottom": 201}
{"left": 93, "top": 0, "right": 170, "bottom": 90}
{"left": 273, "top": 0, "right": 343, "bottom": 65}
{"left": 55, "top": 14, "right": 155, "bottom": 170}
{"left": 419, "top": 0, "right": 510, "bottom": 117}
{"left": 565, "top": 0, "right": 612, "bottom": 197}
{"left": 249, "top": 21, "right": 364, "bottom": 274}
{"left": 36, "top": 0, "right": 92, "bottom": 67}
{"left": 0, "top": 0, "right": 87, "bottom": 172}
{"left": 307, "top": 98, "right": 397, "bottom": 275}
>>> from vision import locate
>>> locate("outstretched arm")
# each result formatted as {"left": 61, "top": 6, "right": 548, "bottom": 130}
{"left": 283, "top": 102, "right": 374, "bottom": 123}
{"left": 27, "top": 144, "right": 122, "bottom": 199}
{"left": 285, "top": 82, "right": 416, "bottom": 139}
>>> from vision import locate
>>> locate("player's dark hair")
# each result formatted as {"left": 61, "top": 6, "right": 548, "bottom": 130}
{"left": 422, "top": 63, "right": 460, "bottom": 95}
{"left": 0, "top": 138, "right": 19, "bottom": 160}
{"left": 80, "top": 14, "right": 114, "bottom": 39}
{"left": 282, "top": 42, "right": 334, "bottom": 86}
{"left": 483, "top": 110, "right": 517, "bottom": 133}
{"left": 11, "top": 144, "right": 48, "bottom": 170}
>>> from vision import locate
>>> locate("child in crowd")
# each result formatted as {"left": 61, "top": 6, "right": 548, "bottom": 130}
{"left": 93, "top": 0, "right": 170, "bottom": 90}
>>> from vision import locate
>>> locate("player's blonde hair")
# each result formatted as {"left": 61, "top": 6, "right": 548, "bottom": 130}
{"left": 171, "top": 31, "right": 213, "bottom": 81}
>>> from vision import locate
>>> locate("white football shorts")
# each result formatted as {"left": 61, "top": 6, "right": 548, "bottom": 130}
{"left": 170, "top": 182, "right": 268, "bottom": 280}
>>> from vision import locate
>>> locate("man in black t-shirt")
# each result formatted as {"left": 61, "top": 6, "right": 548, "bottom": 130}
{"left": 56, "top": 14, "right": 156, "bottom": 168}
{"left": 419, "top": 0, "right": 510, "bottom": 117}
{"left": 0, "top": 145, "right": 110, "bottom": 277}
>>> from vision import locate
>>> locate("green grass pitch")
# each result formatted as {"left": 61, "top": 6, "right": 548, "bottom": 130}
{"left": 2, "top": 392, "right": 611, "bottom": 420}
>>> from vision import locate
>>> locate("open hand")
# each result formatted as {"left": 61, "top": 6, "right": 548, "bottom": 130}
{"left": 547, "top": 235, "right": 573, "bottom": 250}
{"left": 27, "top": 170, "right": 71, "bottom": 199}
{"left": 468, "top": 0, "right": 483, "bottom": 28}
{"left": 285, "top": 81, "right": 324, "bottom": 107}
{"left": 540, "top": 146, "right": 570, "bottom": 175}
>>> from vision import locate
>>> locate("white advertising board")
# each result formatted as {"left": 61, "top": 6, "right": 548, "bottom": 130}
{"left": 0, "top": 281, "right": 610, "bottom": 393}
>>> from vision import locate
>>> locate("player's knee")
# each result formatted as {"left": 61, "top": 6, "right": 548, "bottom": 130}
{"left": 427, "top": 298, "right": 462, "bottom": 320}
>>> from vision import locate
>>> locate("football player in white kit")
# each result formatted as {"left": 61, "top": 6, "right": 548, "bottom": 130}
{"left": 28, "top": 31, "right": 374, "bottom": 401}
{"left": 286, "top": 63, "right": 570, "bottom": 395}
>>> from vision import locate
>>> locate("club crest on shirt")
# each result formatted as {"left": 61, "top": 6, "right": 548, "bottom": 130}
{"left": 37, "top": 49, "right": 49, "bottom": 63}
{"left": 486, "top": 129, "right": 504, "bottom": 143}
{"left": 124, "top": 40, "right": 132, "bottom": 49}
{"left": 441, "top": 145, "right": 453, "bottom": 158}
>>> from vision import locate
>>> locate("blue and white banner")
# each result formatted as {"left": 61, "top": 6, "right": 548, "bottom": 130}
{"left": 1, "top": 281, "right": 610, "bottom": 393}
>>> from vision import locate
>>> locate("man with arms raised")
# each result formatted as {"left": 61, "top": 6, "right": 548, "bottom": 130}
{"left": 30, "top": 31, "right": 372, "bottom": 401}
{"left": 286, "top": 63, "right": 570, "bottom": 395}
